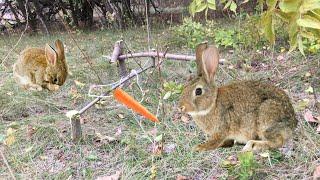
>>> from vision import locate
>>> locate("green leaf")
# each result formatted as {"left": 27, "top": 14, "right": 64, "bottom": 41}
{"left": 262, "top": 11, "right": 275, "bottom": 44}
{"left": 189, "top": 1, "right": 197, "bottom": 16}
{"left": 297, "top": 15, "right": 320, "bottom": 29}
{"left": 224, "top": 0, "right": 232, "bottom": 10}
{"left": 155, "top": 134, "right": 163, "bottom": 142}
{"left": 0, "top": 134, "right": 5, "bottom": 143}
{"left": 208, "top": 0, "right": 216, "bottom": 10}
{"left": 230, "top": 1, "right": 238, "bottom": 14}
{"left": 279, "top": 0, "right": 301, "bottom": 13}
{"left": 241, "top": 0, "right": 250, "bottom": 4}
{"left": 300, "top": 0, "right": 320, "bottom": 13}
{"left": 266, "top": 0, "right": 278, "bottom": 9}
{"left": 274, "top": 9, "right": 293, "bottom": 22}
{"left": 300, "top": 30, "right": 316, "bottom": 39}
{"left": 195, "top": 2, "right": 208, "bottom": 13}
{"left": 288, "top": 20, "right": 298, "bottom": 52}
{"left": 298, "top": 35, "right": 305, "bottom": 56}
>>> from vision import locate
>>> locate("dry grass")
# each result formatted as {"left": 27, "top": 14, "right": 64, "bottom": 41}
{"left": 0, "top": 26, "right": 319, "bottom": 179}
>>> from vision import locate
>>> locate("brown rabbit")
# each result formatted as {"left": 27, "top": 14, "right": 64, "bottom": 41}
{"left": 13, "top": 39, "right": 68, "bottom": 91}
{"left": 179, "top": 42, "right": 297, "bottom": 152}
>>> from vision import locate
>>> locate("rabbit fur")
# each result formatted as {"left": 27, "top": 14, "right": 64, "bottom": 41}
{"left": 179, "top": 42, "right": 297, "bottom": 152}
{"left": 13, "top": 39, "right": 68, "bottom": 91}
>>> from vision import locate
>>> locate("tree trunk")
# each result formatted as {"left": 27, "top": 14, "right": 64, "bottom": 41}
{"left": 79, "top": 0, "right": 94, "bottom": 28}
{"left": 32, "top": 0, "right": 50, "bottom": 35}
{"left": 68, "top": 0, "right": 79, "bottom": 26}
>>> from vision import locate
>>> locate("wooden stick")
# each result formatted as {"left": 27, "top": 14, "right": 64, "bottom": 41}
{"left": 107, "top": 51, "right": 224, "bottom": 64}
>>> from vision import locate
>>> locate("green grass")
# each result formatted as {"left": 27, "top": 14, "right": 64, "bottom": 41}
{"left": 0, "top": 25, "right": 319, "bottom": 179}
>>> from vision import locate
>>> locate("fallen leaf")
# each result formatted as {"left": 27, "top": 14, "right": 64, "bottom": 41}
{"left": 276, "top": 55, "right": 284, "bottom": 61}
{"left": 259, "top": 152, "right": 270, "bottom": 158}
{"left": 176, "top": 174, "right": 190, "bottom": 180}
{"left": 154, "top": 134, "right": 163, "bottom": 142}
{"left": 27, "top": 125, "right": 36, "bottom": 138}
{"left": 74, "top": 80, "right": 85, "bottom": 87}
{"left": 150, "top": 165, "right": 157, "bottom": 179}
{"left": 86, "top": 153, "right": 99, "bottom": 161}
{"left": 305, "top": 86, "right": 314, "bottom": 94}
{"left": 4, "top": 128, "right": 16, "bottom": 146}
{"left": 180, "top": 115, "right": 190, "bottom": 123}
{"left": 25, "top": 146, "right": 33, "bottom": 153}
{"left": 96, "top": 171, "right": 121, "bottom": 180}
{"left": 164, "top": 143, "right": 176, "bottom": 153}
{"left": 295, "top": 99, "right": 310, "bottom": 111}
{"left": 221, "top": 155, "right": 238, "bottom": 168}
{"left": 313, "top": 165, "right": 320, "bottom": 180}
{"left": 304, "top": 110, "right": 317, "bottom": 122}
{"left": 39, "top": 155, "right": 48, "bottom": 160}
{"left": 115, "top": 127, "right": 122, "bottom": 136}
{"left": 117, "top": 114, "right": 125, "bottom": 119}
{"left": 0, "top": 134, "right": 5, "bottom": 143}
{"left": 305, "top": 72, "right": 311, "bottom": 77}
{"left": 148, "top": 128, "right": 158, "bottom": 136}
{"left": 163, "top": 91, "right": 172, "bottom": 100}
{"left": 95, "top": 132, "right": 117, "bottom": 143}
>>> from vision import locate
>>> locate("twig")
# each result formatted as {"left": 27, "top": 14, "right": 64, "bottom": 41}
{"left": 0, "top": 149, "right": 16, "bottom": 180}
{"left": 78, "top": 64, "right": 153, "bottom": 115}
{"left": 57, "top": 13, "right": 103, "bottom": 84}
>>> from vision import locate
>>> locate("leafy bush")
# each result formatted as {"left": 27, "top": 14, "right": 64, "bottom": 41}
{"left": 189, "top": 0, "right": 320, "bottom": 55}
{"left": 170, "top": 18, "right": 207, "bottom": 49}
{"left": 171, "top": 17, "right": 267, "bottom": 50}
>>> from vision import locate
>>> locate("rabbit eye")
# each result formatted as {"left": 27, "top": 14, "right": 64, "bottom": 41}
{"left": 195, "top": 88, "right": 202, "bottom": 96}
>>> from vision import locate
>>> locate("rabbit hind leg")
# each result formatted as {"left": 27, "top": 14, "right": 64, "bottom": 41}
{"left": 242, "top": 125, "right": 289, "bottom": 152}
{"left": 193, "top": 134, "right": 229, "bottom": 151}
{"left": 13, "top": 70, "right": 42, "bottom": 91}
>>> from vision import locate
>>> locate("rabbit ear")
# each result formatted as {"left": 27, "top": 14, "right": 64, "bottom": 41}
{"left": 54, "top": 39, "right": 65, "bottom": 58}
{"left": 45, "top": 44, "right": 57, "bottom": 66}
{"left": 195, "top": 41, "right": 208, "bottom": 76}
{"left": 201, "top": 45, "right": 219, "bottom": 83}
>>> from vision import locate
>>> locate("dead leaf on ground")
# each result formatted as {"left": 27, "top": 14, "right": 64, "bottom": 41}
{"left": 304, "top": 110, "right": 317, "bottom": 122}
{"left": 96, "top": 171, "right": 121, "bottom": 180}
{"left": 94, "top": 132, "right": 117, "bottom": 144}
{"left": 27, "top": 125, "right": 36, "bottom": 138}
{"left": 164, "top": 143, "right": 176, "bottom": 154}
{"left": 313, "top": 165, "right": 320, "bottom": 180}
{"left": 117, "top": 113, "right": 125, "bottom": 119}
{"left": 74, "top": 80, "right": 85, "bottom": 87}
{"left": 148, "top": 142, "right": 163, "bottom": 155}
{"left": 176, "top": 174, "right": 190, "bottom": 180}
{"left": 4, "top": 128, "right": 16, "bottom": 146}
{"left": 304, "top": 110, "right": 320, "bottom": 133}
{"left": 115, "top": 127, "right": 122, "bottom": 136}
{"left": 180, "top": 115, "right": 190, "bottom": 124}
{"left": 148, "top": 127, "right": 158, "bottom": 136}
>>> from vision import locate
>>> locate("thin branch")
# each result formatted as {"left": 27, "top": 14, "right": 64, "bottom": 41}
{"left": 78, "top": 64, "right": 153, "bottom": 115}
{"left": 57, "top": 13, "right": 103, "bottom": 84}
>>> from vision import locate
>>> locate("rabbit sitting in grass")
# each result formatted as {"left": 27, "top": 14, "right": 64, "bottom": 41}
{"left": 179, "top": 42, "right": 297, "bottom": 152}
{"left": 13, "top": 39, "right": 68, "bottom": 91}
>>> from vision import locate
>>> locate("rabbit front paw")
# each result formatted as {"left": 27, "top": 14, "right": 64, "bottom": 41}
{"left": 47, "top": 84, "right": 60, "bottom": 91}
{"left": 242, "top": 140, "right": 255, "bottom": 152}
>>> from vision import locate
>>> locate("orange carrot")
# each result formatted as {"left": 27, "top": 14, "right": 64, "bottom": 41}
{"left": 113, "top": 88, "right": 160, "bottom": 123}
